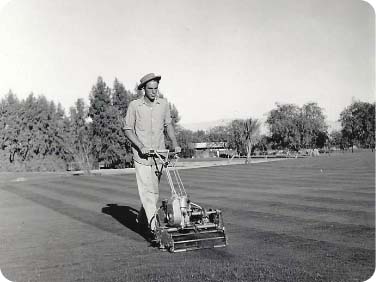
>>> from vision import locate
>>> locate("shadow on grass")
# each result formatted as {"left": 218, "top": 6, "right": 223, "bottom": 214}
{"left": 101, "top": 204, "right": 149, "bottom": 241}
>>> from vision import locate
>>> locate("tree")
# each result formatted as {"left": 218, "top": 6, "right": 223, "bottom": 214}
{"left": 169, "top": 102, "right": 180, "bottom": 128}
{"left": 18, "top": 93, "right": 50, "bottom": 161}
{"left": 365, "top": 103, "right": 375, "bottom": 151}
{"left": 16, "top": 95, "right": 68, "bottom": 162}
{"left": 299, "top": 102, "right": 328, "bottom": 148}
{"left": 54, "top": 102, "right": 71, "bottom": 159}
{"left": 329, "top": 130, "right": 344, "bottom": 149}
{"left": 89, "top": 77, "right": 138, "bottom": 168}
{"left": 0, "top": 90, "right": 21, "bottom": 162}
{"left": 191, "top": 130, "right": 208, "bottom": 142}
{"left": 266, "top": 103, "right": 301, "bottom": 150}
{"left": 69, "top": 98, "right": 93, "bottom": 171}
{"left": 0, "top": 91, "right": 70, "bottom": 170}
{"left": 266, "top": 102, "right": 328, "bottom": 150}
{"left": 243, "top": 118, "right": 261, "bottom": 163}
{"left": 339, "top": 100, "right": 375, "bottom": 151}
{"left": 112, "top": 78, "right": 132, "bottom": 116}
{"left": 254, "top": 135, "right": 271, "bottom": 153}
{"left": 207, "top": 125, "right": 230, "bottom": 142}
{"left": 88, "top": 77, "right": 113, "bottom": 163}
{"left": 175, "top": 128, "right": 195, "bottom": 158}
{"left": 112, "top": 78, "right": 134, "bottom": 164}
{"left": 227, "top": 119, "right": 246, "bottom": 156}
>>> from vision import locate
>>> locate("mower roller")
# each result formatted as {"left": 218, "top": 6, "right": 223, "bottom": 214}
{"left": 149, "top": 149, "right": 227, "bottom": 253}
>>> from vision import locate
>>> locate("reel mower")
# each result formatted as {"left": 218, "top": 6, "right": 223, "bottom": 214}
{"left": 149, "top": 149, "right": 227, "bottom": 253}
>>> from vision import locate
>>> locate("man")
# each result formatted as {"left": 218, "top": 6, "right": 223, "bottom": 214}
{"left": 123, "top": 73, "right": 181, "bottom": 240}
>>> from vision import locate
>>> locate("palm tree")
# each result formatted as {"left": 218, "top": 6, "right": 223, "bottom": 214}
{"left": 243, "top": 118, "right": 261, "bottom": 164}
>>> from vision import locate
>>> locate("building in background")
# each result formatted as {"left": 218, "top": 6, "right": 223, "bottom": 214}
{"left": 188, "top": 142, "right": 234, "bottom": 158}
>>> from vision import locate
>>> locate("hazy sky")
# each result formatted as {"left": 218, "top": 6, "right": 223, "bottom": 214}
{"left": 0, "top": 0, "right": 374, "bottom": 125}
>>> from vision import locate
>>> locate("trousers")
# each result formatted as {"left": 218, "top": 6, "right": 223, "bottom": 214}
{"left": 134, "top": 161, "right": 159, "bottom": 230}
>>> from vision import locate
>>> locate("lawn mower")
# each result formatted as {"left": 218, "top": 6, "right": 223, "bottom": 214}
{"left": 149, "top": 149, "right": 227, "bottom": 253}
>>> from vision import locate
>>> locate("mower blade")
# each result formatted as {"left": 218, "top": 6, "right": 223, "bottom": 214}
{"left": 170, "top": 230, "right": 227, "bottom": 252}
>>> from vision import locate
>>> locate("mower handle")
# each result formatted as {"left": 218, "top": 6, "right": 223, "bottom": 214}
{"left": 147, "top": 149, "right": 179, "bottom": 159}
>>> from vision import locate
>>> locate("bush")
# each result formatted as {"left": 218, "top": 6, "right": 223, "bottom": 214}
{"left": 0, "top": 150, "right": 67, "bottom": 172}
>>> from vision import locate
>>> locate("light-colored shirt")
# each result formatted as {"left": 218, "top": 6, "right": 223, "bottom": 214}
{"left": 123, "top": 97, "right": 172, "bottom": 165}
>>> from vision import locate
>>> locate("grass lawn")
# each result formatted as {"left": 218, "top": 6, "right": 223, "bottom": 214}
{"left": 0, "top": 151, "right": 374, "bottom": 282}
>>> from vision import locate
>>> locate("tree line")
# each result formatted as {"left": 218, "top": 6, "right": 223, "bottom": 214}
{"left": 0, "top": 76, "right": 374, "bottom": 171}
{"left": 177, "top": 100, "right": 374, "bottom": 158}
{"left": 0, "top": 77, "right": 180, "bottom": 171}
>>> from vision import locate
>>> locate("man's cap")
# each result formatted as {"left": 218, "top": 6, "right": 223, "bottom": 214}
{"left": 138, "top": 73, "right": 161, "bottom": 90}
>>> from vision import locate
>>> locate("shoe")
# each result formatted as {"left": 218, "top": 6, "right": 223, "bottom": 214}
{"left": 145, "top": 229, "right": 155, "bottom": 242}
{"left": 146, "top": 229, "right": 160, "bottom": 247}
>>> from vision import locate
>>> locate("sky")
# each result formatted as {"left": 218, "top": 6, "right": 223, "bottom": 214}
{"left": 0, "top": 0, "right": 374, "bottom": 126}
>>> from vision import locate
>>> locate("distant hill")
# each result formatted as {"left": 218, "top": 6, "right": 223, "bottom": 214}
{"left": 181, "top": 118, "right": 341, "bottom": 133}
{"left": 180, "top": 119, "right": 232, "bottom": 132}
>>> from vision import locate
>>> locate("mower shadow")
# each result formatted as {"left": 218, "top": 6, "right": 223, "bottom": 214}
{"left": 101, "top": 204, "right": 149, "bottom": 241}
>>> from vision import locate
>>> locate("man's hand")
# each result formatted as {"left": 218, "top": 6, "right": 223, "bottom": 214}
{"left": 174, "top": 146, "right": 181, "bottom": 154}
{"left": 140, "top": 146, "right": 152, "bottom": 156}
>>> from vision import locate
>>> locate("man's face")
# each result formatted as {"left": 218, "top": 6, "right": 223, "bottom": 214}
{"left": 144, "top": 80, "right": 159, "bottom": 102}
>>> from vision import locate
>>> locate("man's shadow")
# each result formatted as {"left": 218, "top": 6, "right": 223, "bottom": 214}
{"left": 101, "top": 204, "right": 149, "bottom": 241}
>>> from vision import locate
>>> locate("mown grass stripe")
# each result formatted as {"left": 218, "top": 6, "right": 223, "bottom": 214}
{"left": 1, "top": 184, "right": 144, "bottom": 243}
{"left": 48, "top": 178, "right": 139, "bottom": 199}
{"left": 201, "top": 195, "right": 374, "bottom": 225}
{"left": 225, "top": 221, "right": 375, "bottom": 277}
{"left": 181, "top": 182, "right": 374, "bottom": 208}
{"left": 223, "top": 208, "right": 374, "bottom": 250}
{"left": 61, "top": 175, "right": 137, "bottom": 190}
{"left": 179, "top": 177, "right": 374, "bottom": 197}
{"left": 178, "top": 172, "right": 373, "bottom": 189}
{"left": 9, "top": 182, "right": 141, "bottom": 219}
